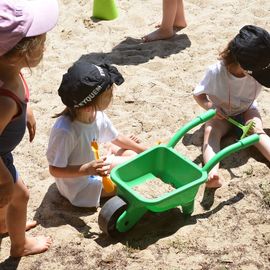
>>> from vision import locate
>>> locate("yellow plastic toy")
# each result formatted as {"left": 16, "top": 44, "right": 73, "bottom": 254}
{"left": 91, "top": 141, "right": 116, "bottom": 193}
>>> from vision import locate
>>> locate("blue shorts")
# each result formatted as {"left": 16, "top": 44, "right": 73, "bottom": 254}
{"left": 1, "top": 153, "right": 18, "bottom": 183}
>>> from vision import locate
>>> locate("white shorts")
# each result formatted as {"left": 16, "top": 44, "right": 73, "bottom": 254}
{"left": 69, "top": 176, "right": 103, "bottom": 208}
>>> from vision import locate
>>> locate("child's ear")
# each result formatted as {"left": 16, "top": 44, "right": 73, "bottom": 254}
{"left": 84, "top": 104, "right": 94, "bottom": 112}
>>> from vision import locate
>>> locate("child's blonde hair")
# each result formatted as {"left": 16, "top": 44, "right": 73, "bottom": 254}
{"left": 2, "top": 35, "right": 45, "bottom": 68}
{"left": 54, "top": 86, "right": 113, "bottom": 121}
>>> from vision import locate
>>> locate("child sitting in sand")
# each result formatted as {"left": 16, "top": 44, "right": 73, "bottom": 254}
{"left": 0, "top": 0, "right": 58, "bottom": 257}
{"left": 142, "top": 0, "right": 187, "bottom": 42}
{"left": 46, "top": 61, "right": 147, "bottom": 208}
{"left": 193, "top": 25, "right": 270, "bottom": 189}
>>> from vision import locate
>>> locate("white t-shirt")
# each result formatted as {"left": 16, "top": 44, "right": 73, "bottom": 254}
{"left": 46, "top": 111, "right": 118, "bottom": 207}
{"left": 194, "top": 61, "right": 262, "bottom": 116}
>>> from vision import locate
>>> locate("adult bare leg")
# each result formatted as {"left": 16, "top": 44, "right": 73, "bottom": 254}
{"left": 174, "top": 0, "right": 187, "bottom": 30}
{"left": 142, "top": 0, "right": 178, "bottom": 42}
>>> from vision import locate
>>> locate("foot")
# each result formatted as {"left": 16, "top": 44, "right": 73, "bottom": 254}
{"left": 155, "top": 23, "right": 187, "bottom": 32}
{"left": 205, "top": 174, "right": 222, "bottom": 188}
{"left": 25, "top": 221, "right": 38, "bottom": 231}
{"left": 173, "top": 24, "right": 187, "bottom": 32}
{"left": 142, "top": 28, "right": 175, "bottom": 42}
{"left": 0, "top": 220, "right": 37, "bottom": 235}
{"left": 129, "top": 135, "right": 141, "bottom": 143}
{"left": 10, "top": 236, "right": 52, "bottom": 257}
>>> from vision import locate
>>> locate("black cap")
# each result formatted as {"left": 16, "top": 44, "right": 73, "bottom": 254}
{"left": 58, "top": 61, "right": 124, "bottom": 107}
{"left": 230, "top": 25, "right": 270, "bottom": 87}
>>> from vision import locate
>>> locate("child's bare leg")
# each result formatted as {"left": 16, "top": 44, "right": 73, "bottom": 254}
{"left": 244, "top": 109, "right": 270, "bottom": 161}
{"left": 203, "top": 125, "right": 220, "bottom": 188}
{"left": 7, "top": 178, "right": 52, "bottom": 257}
{"left": 110, "top": 155, "right": 136, "bottom": 169}
{"left": 203, "top": 119, "right": 230, "bottom": 188}
{"left": 255, "top": 133, "right": 270, "bottom": 161}
{"left": 174, "top": 0, "right": 187, "bottom": 30}
{"left": 143, "top": 0, "right": 178, "bottom": 42}
{"left": 108, "top": 143, "right": 137, "bottom": 158}
{"left": 0, "top": 206, "right": 7, "bottom": 233}
{"left": 106, "top": 142, "right": 138, "bottom": 170}
{"left": 0, "top": 206, "right": 37, "bottom": 234}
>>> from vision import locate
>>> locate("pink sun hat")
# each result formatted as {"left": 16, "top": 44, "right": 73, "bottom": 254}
{"left": 0, "top": 0, "right": 59, "bottom": 56}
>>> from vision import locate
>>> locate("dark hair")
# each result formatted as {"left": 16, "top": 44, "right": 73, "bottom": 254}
{"left": 218, "top": 40, "right": 239, "bottom": 68}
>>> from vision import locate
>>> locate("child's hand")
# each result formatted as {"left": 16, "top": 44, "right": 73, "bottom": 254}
{"left": 0, "top": 180, "right": 14, "bottom": 207}
{"left": 26, "top": 105, "right": 36, "bottom": 142}
{"left": 214, "top": 108, "right": 226, "bottom": 120}
{"left": 83, "top": 158, "right": 111, "bottom": 176}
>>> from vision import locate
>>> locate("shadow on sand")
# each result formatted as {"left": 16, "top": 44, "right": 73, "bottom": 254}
{"left": 94, "top": 192, "right": 244, "bottom": 249}
{"left": 0, "top": 256, "right": 21, "bottom": 270}
{"left": 34, "top": 183, "right": 98, "bottom": 238}
{"left": 78, "top": 34, "right": 191, "bottom": 66}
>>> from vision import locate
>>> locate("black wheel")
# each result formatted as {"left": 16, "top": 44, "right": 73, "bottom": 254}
{"left": 98, "top": 196, "right": 127, "bottom": 237}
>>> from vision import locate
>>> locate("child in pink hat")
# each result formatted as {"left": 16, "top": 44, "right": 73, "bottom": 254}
{"left": 0, "top": 0, "right": 58, "bottom": 257}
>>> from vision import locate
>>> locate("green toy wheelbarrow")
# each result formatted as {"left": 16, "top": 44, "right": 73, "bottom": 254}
{"left": 98, "top": 109, "right": 259, "bottom": 237}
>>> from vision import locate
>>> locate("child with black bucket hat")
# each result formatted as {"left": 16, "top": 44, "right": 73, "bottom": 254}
{"left": 193, "top": 25, "right": 270, "bottom": 189}
{"left": 46, "top": 61, "right": 147, "bottom": 208}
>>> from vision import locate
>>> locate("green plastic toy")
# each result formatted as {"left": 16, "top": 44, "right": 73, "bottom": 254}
{"left": 227, "top": 117, "right": 256, "bottom": 139}
{"left": 98, "top": 109, "right": 259, "bottom": 237}
{"left": 92, "top": 0, "right": 118, "bottom": 20}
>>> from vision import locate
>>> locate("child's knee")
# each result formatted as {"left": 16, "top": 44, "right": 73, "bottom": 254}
{"left": 204, "top": 125, "right": 219, "bottom": 138}
{"left": 204, "top": 125, "right": 212, "bottom": 136}
{"left": 251, "top": 123, "right": 265, "bottom": 135}
{"left": 12, "top": 186, "right": 30, "bottom": 205}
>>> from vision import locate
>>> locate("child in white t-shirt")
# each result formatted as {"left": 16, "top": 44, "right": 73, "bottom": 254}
{"left": 46, "top": 62, "right": 147, "bottom": 207}
{"left": 193, "top": 25, "right": 270, "bottom": 189}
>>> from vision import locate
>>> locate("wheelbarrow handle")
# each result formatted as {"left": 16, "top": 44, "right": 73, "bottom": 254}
{"left": 202, "top": 134, "right": 260, "bottom": 173}
{"left": 167, "top": 109, "right": 216, "bottom": 148}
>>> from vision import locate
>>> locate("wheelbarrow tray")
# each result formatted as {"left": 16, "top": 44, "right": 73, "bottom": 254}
{"left": 111, "top": 144, "right": 208, "bottom": 212}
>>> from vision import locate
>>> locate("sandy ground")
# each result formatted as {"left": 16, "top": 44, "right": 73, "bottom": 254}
{"left": 0, "top": 0, "right": 270, "bottom": 269}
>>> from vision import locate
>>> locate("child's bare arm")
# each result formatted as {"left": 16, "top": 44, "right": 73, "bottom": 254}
{"left": 193, "top": 93, "right": 213, "bottom": 111}
{"left": 26, "top": 104, "right": 36, "bottom": 142}
{"left": 49, "top": 158, "right": 111, "bottom": 178}
{"left": 112, "top": 134, "right": 147, "bottom": 154}
{"left": 193, "top": 93, "right": 225, "bottom": 119}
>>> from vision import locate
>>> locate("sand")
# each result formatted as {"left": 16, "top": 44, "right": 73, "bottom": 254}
{"left": 0, "top": 0, "right": 270, "bottom": 269}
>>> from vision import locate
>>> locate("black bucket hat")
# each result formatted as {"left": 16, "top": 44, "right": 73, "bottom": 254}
{"left": 230, "top": 25, "right": 270, "bottom": 87}
{"left": 58, "top": 61, "right": 124, "bottom": 108}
